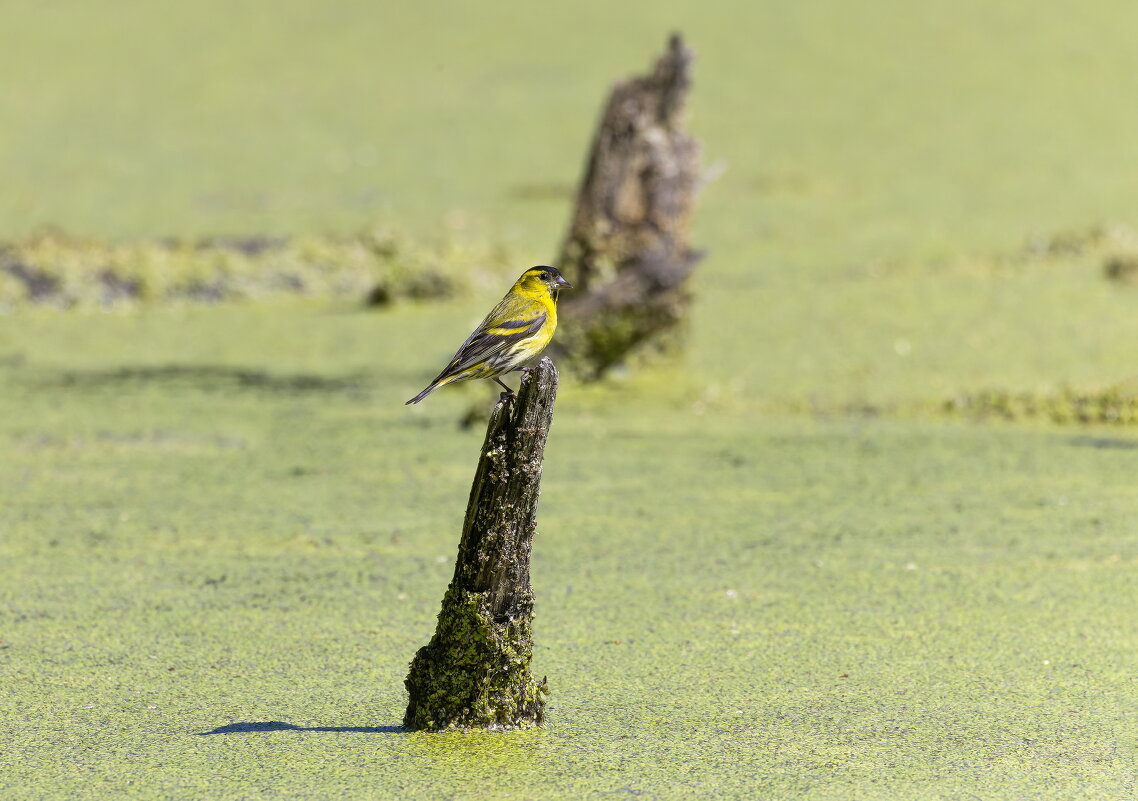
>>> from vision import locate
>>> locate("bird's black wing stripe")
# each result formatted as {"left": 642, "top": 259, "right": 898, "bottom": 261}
{"left": 491, "top": 318, "right": 539, "bottom": 330}
{"left": 442, "top": 314, "right": 546, "bottom": 376}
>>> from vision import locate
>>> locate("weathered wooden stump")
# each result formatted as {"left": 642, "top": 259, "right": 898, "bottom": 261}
{"left": 552, "top": 33, "right": 705, "bottom": 379}
{"left": 403, "top": 359, "right": 558, "bottom": 730}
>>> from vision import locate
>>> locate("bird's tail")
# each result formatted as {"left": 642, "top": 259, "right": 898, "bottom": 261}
{"left": 406, "top": 367, "right": 470, "bottom": 404}
{"left": 405, "top": 382, "right": 440, "bottom": 405}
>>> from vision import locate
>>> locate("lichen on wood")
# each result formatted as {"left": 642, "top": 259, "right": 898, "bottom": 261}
{"left": 551, "top": 33, "right": 706, "bottom": 379}
{"left": 403, "top": 359, "right": 558, "bottom": 730}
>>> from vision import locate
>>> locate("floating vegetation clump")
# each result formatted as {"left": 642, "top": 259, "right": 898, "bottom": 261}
{"left": 1022, "top": 221, "right": 1138, "bottom": 284}
{"left": 944, "top": 384, "right": 1138, "bottom": 425}
{"left": 0, "top": 226, "right": 510, "bottom": 312}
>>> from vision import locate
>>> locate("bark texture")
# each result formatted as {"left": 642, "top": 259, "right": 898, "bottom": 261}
{"left": 552, "top": 33, "right": 705, "bottom": 379}
{"left": 403, "top": 359, "right": 558, "bottom": 730}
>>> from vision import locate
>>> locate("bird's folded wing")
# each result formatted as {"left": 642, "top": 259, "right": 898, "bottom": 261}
{"left": 444, "top": 313, "right": 547, "bottom": 375}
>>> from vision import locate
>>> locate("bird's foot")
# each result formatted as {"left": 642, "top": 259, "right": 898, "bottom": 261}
{"left": 493, "top": 377, "right": 517, "bottom": 399}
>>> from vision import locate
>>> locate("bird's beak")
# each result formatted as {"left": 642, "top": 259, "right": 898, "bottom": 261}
{"left": 555, "top": 275, "right": 573, "bottom": 290}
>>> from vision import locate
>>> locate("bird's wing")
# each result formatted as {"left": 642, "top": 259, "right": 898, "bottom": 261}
{"left": 440, "top": 311, "right": 547, "bottom": 377}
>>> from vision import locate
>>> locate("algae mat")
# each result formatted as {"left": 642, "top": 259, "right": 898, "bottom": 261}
{"left": 2, "top": 306, "right": 1135, "bottom": 799}
{"left": 5, "top": 1, "right": 1138, "bottom": 795}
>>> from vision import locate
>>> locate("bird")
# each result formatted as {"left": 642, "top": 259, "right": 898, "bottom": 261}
{"left": 405, "top": 266, "right": 572, "bottom": 404}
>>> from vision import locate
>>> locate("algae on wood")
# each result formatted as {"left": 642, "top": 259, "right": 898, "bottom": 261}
{"left": 552, "top": 33, "right": 705, "bottom": 379}
{"left": 403, "top": 359, "right": 558, "bottom": 730}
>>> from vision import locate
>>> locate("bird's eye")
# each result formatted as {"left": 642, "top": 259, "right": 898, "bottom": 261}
{"left": 539, "top": 272, "right": 550, "bottom": 280}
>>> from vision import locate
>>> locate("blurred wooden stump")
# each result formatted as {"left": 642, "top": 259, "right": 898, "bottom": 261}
{"left": 403, "top": 359, "right": 557, "bottom": 730}
{"left": 552, "top": 33, "right": 706, "bottom": 379}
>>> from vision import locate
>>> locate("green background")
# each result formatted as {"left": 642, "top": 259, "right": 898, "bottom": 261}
{"left": 2, "top": 1, "right": 1136, "bottom": 798}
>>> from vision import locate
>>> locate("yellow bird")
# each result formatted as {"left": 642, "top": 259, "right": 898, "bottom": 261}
{"left": 406, "top": 266, "right": 572, "bottom": 404}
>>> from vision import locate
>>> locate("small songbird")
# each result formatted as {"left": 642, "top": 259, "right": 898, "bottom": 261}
{"left": 405, "top": 266, "right": 572, "bottom": 404}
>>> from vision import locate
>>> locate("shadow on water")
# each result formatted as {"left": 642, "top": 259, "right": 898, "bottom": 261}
{"left": 1068, "top": 435, "right": 1138, "bottom": 450}
{"left": 49, "top": 365, "right": 369, "bottom": 395}
{"left": 198, "top": 721, "right": 407, "bottom": 735}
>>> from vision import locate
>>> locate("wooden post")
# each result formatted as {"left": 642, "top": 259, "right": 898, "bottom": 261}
{"left": 552, "top": 33, "right": 705, "bottom": 379}
{"left": 403, "top": 359, "right": 558, "bottom": 730}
